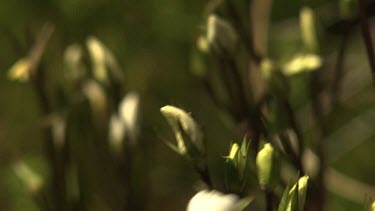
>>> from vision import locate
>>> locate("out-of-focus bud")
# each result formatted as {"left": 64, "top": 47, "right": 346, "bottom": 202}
{"left": 109, "top": 114, "right": 125, "bottom": 154}
{"left": 109, "top": 92, "right": 140, "bottom": 154}
{"left": 187, "top": 190, "right": 240, "bottom": 211}
{"left": 190, "top": 50, "right": 207, "bottom": 78}
{"left": 13, "top": 161, "right": 43, "bottom": 193}
{"left": 160, "top": 105, "right": 203, "bottom": 155}
{"left": 51, "top": 115, "right": 66, "bottom": 150}
{"left": 197, "top": 35, "right": 210, "bottom": 54}
{"left": 86, "top": 37, "right": 108, "bottom": 83}
{"left": 8, "top": 24, "right": 54, "bottom": 82}
{"left": 300, "top": 7, "right": 319, "bottom": 53}
{"left": 370, "top": 201, "right": 375, "bottom": 211}
{"left": 282, "top": 54, "right": 322, "bottom": 75}
{"left": 339, "top": 0, "right": 358, "bottom": 20}
{"left": 7, "top": 58, "right": 32, "bottom": 82}
{"left": 278, "top": 175, "right": 309, "bottom": 211}
{"left": 119, "top": 92, "right": 140, "bottom": 145}
{"left": 64, "top": 44, "right": 85, "bottom": 82}
{"left": 256, "top": 143, "right": 275, "bottom": 189}
{"left": 207, "top": 15, "right": 238, "bottom": 54}
{"left": 260, "top": 58, "right": 275, "bottom": 80}
{"left": 82, "top": 80, "right": 107, "bottom": 123}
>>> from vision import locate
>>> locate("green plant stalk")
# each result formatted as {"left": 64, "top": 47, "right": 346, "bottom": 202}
{"left": 358, "top": 0, "right": 375, "bottom": 88}
{"left": 32, "top": 64, "right": 67, "bottom": 211}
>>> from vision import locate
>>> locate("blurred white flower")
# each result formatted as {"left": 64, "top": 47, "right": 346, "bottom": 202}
{"left": 187, "top": 190, "right": 240, "bottom": 211}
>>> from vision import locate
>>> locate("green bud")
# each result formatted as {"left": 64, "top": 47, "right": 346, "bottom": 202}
{"left": 160, "top": 105, "right": 203, "bottom": 155}
{"left": 279, "top": 176, "right": 309, "bottom": 211}
{"left": 228, "top": 143, "right": 239, "bottom": 160}
{"left": 339, "top": 0, "right": 358, "bottom": 20}
{"left": 207, "top": 14, "right": 238, "bottom": 54}
{"left": 256, "top": 143, "right": 275, "bottom": 189}
{"left": 300, "top": 7, "right": 319, "bottom": 53}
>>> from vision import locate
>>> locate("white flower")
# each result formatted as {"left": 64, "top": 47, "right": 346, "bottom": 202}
{"left": 187, "top": 190, "right": 240, "bottom": 211}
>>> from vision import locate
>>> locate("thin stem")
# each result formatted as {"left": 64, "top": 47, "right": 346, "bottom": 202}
{"left": 332, "top": 30, "right": 351, "bottom": 106}
{"left": 358, "top": 0, "right": 375, "bottom": 88}
{"left": 265, "top": 188, "right": 273, "bottom": 211}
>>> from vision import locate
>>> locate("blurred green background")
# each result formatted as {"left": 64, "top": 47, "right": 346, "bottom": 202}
{"left": 1, "top": 0, "right": 375, "bottom": 210}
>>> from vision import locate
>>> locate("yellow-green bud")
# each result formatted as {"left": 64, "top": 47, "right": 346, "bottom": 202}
{"left": 256, "top": 143, "right": 275, "bottom": 189}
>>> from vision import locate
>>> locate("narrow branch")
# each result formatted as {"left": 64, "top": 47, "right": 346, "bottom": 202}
{"left": 358, "top": 0, "right": 375, "bottom": 87}
{"left": 265, "top": 188, "right": 273, "bottom": 211}
{"left": 332, "top": 30, "right": 351, "bottom": 106}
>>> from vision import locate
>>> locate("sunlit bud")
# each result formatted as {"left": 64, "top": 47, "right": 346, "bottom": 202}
{"left": 256, "top": 143, "right": 275, "bottom": 189}
{"left": 300, "top": 7, "right": 319, "bottom": 53}
{"left": 187, "top": 190, "right": 240, "bottom": 211}
{"left": 207, "top": 15, "right": 238, "bottom": 54}
{"left": 64, "top": 44, "right": 85, "bottom": 82}
{"left": 289, "top": 175, "right": 309, "bottom": 211}
{"left": 119, "top": 92, "right": 140, "bottom": 145}
{"left": 282, "top": 54, "right": 322, "bottom": 75}
{"left": 160, "top": 105, "right": 203, "bottom": 155}
{"left": 82, "top": 80, "right": 107, "bottom": 122}
{"left": 339, "top": 0, "right": 358, "bottom": 20}
{"left": 7, "top": 58, "right": 32, "bottom": 82}
{"left": 228, "top": 143, "right": 239, "bottom": 161}
{"left": 87, "top": 37, "right": 108, "bottom": 83}
{"left": 13, "top": 161, "right": 43, "bottom": 193}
